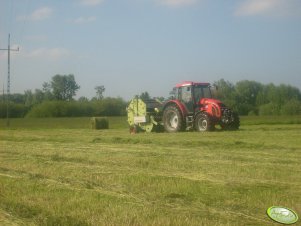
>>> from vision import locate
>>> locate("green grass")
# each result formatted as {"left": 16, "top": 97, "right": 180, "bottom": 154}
{"left": 240, "top": 115, "right": 301, "bottom": 125}
{"left": 1, "top": 115, "right": 301, "bottom": 130}
{"left": 0, "top": 117, "right": 128, "bottom": 130}
{"left": 0, "top": 116, "right": 301, "bottom": 225}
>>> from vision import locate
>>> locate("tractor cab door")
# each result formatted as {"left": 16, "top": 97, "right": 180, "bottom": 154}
{"left": 179, "top": 86, "right": 194, "bottom": 113}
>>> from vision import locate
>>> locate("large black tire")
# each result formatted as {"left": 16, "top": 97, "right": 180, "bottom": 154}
{"left": 221, "top": 112, "right": 240, "bottom": 131}
{"left": 163, "top": 105, "right": 185, "bottom": 132}
{"left": 228, "top": 112, "right": 240, "bottom": 130}
{"left": 194, "top": 113, "right": 213, "bottom": 132}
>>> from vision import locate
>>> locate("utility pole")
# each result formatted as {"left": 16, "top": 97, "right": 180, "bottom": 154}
{"left": 0, "top": 34, "right": 19, "bottom": 127}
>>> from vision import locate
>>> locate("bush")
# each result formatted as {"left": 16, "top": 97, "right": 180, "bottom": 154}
{"left": 26, "top": 101, "right": 94, "bottom": 118}
{"left": 259, "top": 103, "right": 280, "bottom": 116}
{"left": 259, "top": 100, "right": 301, "bottom": 116}
{"left": 26, "top": 101, "right": 65, "bottom": 117}
{"left": 92, "top": 97, "right": 126, "bottom": 116}
{"left": 0, "top": 102, "right": 29, "bottom": 118}
{"left": 26, "top": 98, "right": 126, "bottom": 118}
{"left": 91, "top": 117, "right": 109, "bottom": 129}
{"left": 280, "top": 99, "right": 301, "bottom": 115}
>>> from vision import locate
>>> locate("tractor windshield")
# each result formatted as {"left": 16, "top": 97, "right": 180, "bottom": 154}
{"left": 193, "top": 85, "right": 212, "bottom": 102}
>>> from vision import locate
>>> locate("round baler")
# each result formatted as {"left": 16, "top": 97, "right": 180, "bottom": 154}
{"left": 127, "top": 97, "right": 163, "bottom": 133}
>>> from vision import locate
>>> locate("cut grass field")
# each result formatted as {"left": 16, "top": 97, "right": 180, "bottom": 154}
{"left": 0, "top": 116, "right": 301, "bottom": 225}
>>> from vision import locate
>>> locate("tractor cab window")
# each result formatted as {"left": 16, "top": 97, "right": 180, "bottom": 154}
{"left": 193, "top": 85, "right": 212, "bottom": 102}
{"left": 203, "top": 86, "right": 211, "bottom": 98}
{"left": 180, "top": 86, "right": 194, "bottom": 112}
{"left": 181, "top": 86, "right": 192, "bottom": 103}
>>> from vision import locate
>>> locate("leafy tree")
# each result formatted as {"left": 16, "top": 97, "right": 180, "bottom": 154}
{"left": 95, "top": 85, "right": 105, "bottom": 100}
{"left": 9, "top": 94, "right": 25, "bottom": 104}
{"left": 259, "top": 102, "right": 279, "bottom": 115}
{"left": 50, "top": 74, "right": 80, "bottom": 101}
{"left": 235, "top": 80, "right": 263, "bottom": 115}
{"left": 24, "top": 90, "right": 34, "bottom": 106}
{"left": 78, "top": 96, "right": 89, "bottom": 102}
{"left": 140, "top": 91, "right": 151, "bottom": 100}
{"left": 33, "top": 89, "right": 45, "bottom": 105}
{"left": 280, "top": 99, "right": 301, "bottom": 115}
{"left": 154, "top": 96, "right": 165, "bottom": 102}
{"left": 42, "top": 82, "right": 53, "bottom": 101}
{"left": 256, "top": 87, "right": 269, "bottom": 106}
{"left": 260, "top": 83, "right": 301, "bottom": 115}
{"left": 235, "top": 80, "right": 262, "bottom": 105}
{"left": 213, "top": 79, "right": 236, "bottom": 109}
{"left": 168, "top": 88, "right": 176, "bottom": 100}
{"left": 101, "top": 97, "right": 127, "bottom": 116}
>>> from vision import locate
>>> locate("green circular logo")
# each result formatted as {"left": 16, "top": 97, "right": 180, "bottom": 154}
{"left": 267, "top": 206, "right": 299, "bottom": 224}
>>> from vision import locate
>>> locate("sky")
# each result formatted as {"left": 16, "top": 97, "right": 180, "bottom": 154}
{"left": 0, "top": 0, "right": 301, "bottom": 100}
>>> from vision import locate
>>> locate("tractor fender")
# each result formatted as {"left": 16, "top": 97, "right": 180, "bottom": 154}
{"left": 199, "top": 99, "right": 221, "bottom": 118}
{"left": 162, "top": 100, "right": 188, "bottom": 119}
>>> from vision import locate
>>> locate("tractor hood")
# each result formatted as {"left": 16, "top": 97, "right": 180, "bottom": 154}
{"left": 199, "top": 98, "right": 224, "bottom": 107}
{"left": 198, "top": 98, "right": 224, "bottom": 118}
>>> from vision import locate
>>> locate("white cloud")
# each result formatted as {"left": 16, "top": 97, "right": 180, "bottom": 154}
{"left": 156, "top": 0, "right": 199, "bottom": 7}
{"left": 26, "top": 48, "right": 70, "bottom": 60}
{"left": 18, "top": 7, "right": 53, "bottom": 21}
{"left": 235, "top": 0, "right": 301, "bottom": 17}
{"left": 79, "top": 0, "right": 104, "bottom": 6}
{"left": 70, "top": 16, "right": 97, "bottom": 24}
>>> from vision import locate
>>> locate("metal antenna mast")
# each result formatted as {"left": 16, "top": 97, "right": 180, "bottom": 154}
{"left": 0, "top": 34, "right": 19, "bottom": 127}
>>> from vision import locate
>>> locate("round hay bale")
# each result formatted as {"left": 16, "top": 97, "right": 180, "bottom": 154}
{"left": 91, "top": 117, "right": 109, "bottom": 130}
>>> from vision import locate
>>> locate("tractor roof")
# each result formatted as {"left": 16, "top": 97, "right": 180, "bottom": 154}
{"left": 175, "top": 81, "right": 210, "bottom": 88}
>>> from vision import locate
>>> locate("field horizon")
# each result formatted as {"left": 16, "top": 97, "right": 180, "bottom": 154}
{"left": 1, "top": 116, "right": 300, "bottom": 225}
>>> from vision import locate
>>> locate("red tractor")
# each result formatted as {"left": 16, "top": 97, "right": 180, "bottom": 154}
{"left": 162, "top": 81, "right": 239, "bottom": 132}
{"left": 127, "top": 81, "right": 239, "bottom": 132}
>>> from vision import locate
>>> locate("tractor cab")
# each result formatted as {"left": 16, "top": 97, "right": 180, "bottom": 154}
{"left": 172, "top": 81, "right": 212, "bottom": 113}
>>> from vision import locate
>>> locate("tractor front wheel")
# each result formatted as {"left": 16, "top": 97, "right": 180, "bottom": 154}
{"left": 221, "top": 112, "right": 240, "bottom": 131}
{"left": 163, "top": 105, "right": 184, "bottom": 132}
{"left": 194, "top": 113, "right": 213, "bottom": 132}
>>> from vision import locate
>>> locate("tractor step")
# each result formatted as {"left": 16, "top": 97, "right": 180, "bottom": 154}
{"left": 186, "top": 116, "right": 194, "bottom": 128}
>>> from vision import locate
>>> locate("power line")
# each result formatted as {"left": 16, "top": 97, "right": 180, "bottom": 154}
{"left": 0, "top": 34, "right": 19, "bottom": 127}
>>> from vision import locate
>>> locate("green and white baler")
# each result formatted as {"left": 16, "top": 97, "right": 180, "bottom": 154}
{"left": 126, "top": 97, "right": 163, "bottom": 133}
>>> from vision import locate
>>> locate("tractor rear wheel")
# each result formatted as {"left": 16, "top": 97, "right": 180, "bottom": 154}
{"left": 194, "top": 113, "right": 213, "bottom": 132}
{"left": 163, "top": 105, "right": 185, "bottom": 132}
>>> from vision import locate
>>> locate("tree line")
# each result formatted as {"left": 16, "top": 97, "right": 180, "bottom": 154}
{"left": 0, "top": 74, "right": 126, "bottom": 118}
{"left": 213, "top": 79, "right": 301, "bottom": 115}
{"left": 0, "top": 75, "right": 300, "bottom": 118}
